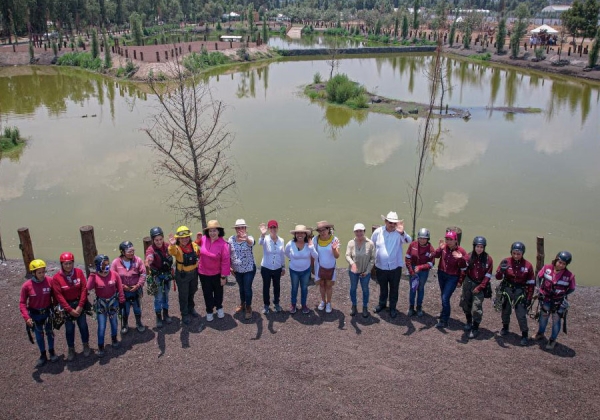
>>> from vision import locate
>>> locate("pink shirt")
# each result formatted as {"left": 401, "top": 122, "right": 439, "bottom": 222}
{"left": 196, "top": 236, "right": 231, "bottom": 276}
{"left": 87, "top": 271, "right": 125, "bottom": 303}
{"left": 110, "top": 256, "right": 146, "bottom": 287}
{"left": 20, "top": 277, "right": 54, "bottom": 321}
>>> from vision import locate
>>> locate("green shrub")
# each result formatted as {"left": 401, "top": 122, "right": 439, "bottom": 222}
{"left": 325, "top": 74, "right": 364, "bottom": 104}
{"left": 534, "top": 47, "right": 545, "bottom": 61}
{"left": 182, "top": 51, "right": 230, "bottom": 73}
{"left": 313, "top": 72, "right": 322, "bottom": 84}
{"left": 345, "top": 94, "right": 369, "bottom": 109}
{"left": 56, "top": 52, "right": 102, "bottom": 71}
{"left": 324, "top": 28, "right": 348, "bottom": 36}
{"left": 469, "top": 52, "right": 491, "bottom": 61}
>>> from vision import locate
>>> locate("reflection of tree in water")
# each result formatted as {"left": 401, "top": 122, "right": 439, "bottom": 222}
{"left": 546, "top": 78, "right": 595, "bottom": 124}
{"left": 0, "top": 68, "right": 126, "bottom": 119}
{"left": 322, "top": 103, "right": 367, "bottom": 141}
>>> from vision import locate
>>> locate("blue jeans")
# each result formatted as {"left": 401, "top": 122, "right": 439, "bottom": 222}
{"left": 409, "top": 270, "right": 430, "bottom": 308}
{"left": 235, "top": 266, "right": 256, "bottom": 306}
{"left": 154, "top": 280, "right": 171, "bottom": 312}
{"left": 96, "top": 311, "right": 118, "bottom": 346}
{"left": 31, "top": 312, "right": 54, "bottom": 353}
{"left": 65, "top": 313, "right": 90, "bottom": 347}
{"left": 349, "top": 271, "right": 370, "bottom": 307}
{"left": 124, "top": 290, "right": 142, "bottom": 317}
{"left": 438, "top": 271, "right": 459, "bottom": 322}
{"left": 290, "top": 267, "right": 311, "bottom": 306}
{"left": 537, "top": 302, "right": 562, "bottom": 340}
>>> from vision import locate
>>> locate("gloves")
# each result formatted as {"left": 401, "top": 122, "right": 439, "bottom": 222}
{"left": 410, "top": 275, "right": 419, "bottom": 292}
{"left": 500, "top": 259, "right": 508, "bottom": 271}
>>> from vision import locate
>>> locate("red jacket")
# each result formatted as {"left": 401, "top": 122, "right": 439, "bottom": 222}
{"left": 405, "top": 241, "right": 435, "bottom": 276}
{"left": 495, "top": 257, "right": 535, "bottom": 299}
{"left": 52, "top": 268, "right": 87, "bottom": 312}
{"left": 19, "top": 276, "right": 54, "bottom": 322}
{"left": 434, "top": 245, "right": 468, "bottom": 277}
{"left": 110, "top": 256, "right": 146, "bottom": 288}
{"left": 87, "top": 271, "right": 125, "bottom": 303}
{"left": 537, "top": 264, "right": 576, "bottom": 302}
{"left": 464, "top": 253, "right": 494, "bottom": 288}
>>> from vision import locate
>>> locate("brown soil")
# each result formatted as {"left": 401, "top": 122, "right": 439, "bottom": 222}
{"left": 1, "top": 259, "right": 599, "bottom": 419}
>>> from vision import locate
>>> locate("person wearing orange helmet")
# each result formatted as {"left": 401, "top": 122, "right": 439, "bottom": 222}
{"left": 52, "top": 252, "right": 90, "bottom": 361}
{"left": 19, "top": 260, "right": 59, "bottom": 368}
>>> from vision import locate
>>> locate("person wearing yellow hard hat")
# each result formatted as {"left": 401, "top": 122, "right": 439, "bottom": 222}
{"left": 168, "top": 226, "right": 201, "bottom": 325}
{"left": 19, "top": 260, "right": 59, "bottom": 368}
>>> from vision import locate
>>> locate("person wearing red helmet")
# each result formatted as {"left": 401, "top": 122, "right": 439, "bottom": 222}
{"left": 433, "top": 230, "right": 468, "bottom": 329}
{"left": 19, "top": 259, "right": 59, "bottom": 368}
{"left": 495, "top": 242, "right": 535, "bottom": 346}
{"left": 52, "top": 252, "right": 90, "bottom": 361}
{"left": 532, "top": 251, "right": 576, "bottom": 350}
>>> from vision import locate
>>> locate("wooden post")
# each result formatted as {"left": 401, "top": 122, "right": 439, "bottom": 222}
{"left": 143, "top": 237, "right": 152, "bottom": 255}
{"left": 536, "top": 236, "right": 545, "bottom": 275}
{"left": 140, "top": 52, "right": 143, "bottom": 61}
{"left": 17, "top": 227, "right": 35, "bottom": 277}
{"left": 156, "top": 51, "right": 160, "bottom": 62}
{"left": 80, "top": 225, "right": 98, "bottom": 278}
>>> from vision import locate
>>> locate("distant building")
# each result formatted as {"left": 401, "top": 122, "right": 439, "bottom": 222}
{"left": 541, "top": 5, "right": 572, "bottom": 14}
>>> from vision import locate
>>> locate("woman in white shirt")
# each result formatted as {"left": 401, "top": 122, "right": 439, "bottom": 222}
{"left": 313, "top": 221, "right": 340, "bottom": 313}
{"left": 258, "top": 220, "right": 285, "bottom": 314}
{"left": 284, "top": 225, "right": 318, "bottom": 314}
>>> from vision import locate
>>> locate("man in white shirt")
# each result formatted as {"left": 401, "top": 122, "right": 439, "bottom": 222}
{"left": 371, "top": 211, "right": 412, "bottom": 318}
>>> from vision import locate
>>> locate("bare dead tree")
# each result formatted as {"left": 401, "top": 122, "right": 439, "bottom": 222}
{"left": 326, "top": 36, "right": 341, "bottom": 79}
{"left": 407, "top": 13, "right": 446, "bottom": 239}
{"left": 143, "top": 60, "right": 235, "bottom": 229}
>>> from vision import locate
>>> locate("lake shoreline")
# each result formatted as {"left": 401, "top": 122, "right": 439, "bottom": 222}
{"left": 2, "top": 44, "right": 600, "bottom": 83}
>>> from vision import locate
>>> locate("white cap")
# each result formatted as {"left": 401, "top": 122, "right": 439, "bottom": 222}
{"left": 353, "top": 223, "right": 366, "bottom": 231}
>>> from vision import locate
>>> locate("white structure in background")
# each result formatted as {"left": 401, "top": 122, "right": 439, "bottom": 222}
{"left": 541, "top": 5, "right": 572, "bottom": 14}
{"left": 531, "top": 24, "right": 559, "bottom": 34}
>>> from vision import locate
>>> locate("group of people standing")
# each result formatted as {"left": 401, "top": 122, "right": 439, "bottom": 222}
{"left": 19, "top": 211, "right": 577, "bottom": 368}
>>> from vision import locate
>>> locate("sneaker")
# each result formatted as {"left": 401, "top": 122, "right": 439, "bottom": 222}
{"left": 49, "top": 353, "right": 59, "bottom": 363}
{"left": 121, "top": 325, "right": 129, "bottom": 335}
{"left": 35, "top": 357, "right": 47, "bottom": 368}
{"left": 182, "top": 315, "right": 191, "bottom": 325}
{"left": 469, "top": 329, "right": 479, "bottom": 339}
{"left": 67, "top": 347, "right": 76, "bottom": 361}
{"left": 350, "top": 305, "right": 357, "bottom": 316}
{"left": 136, "top": 323, "right": 146, "bottom": 333}
{"left": 302, "top": 305, "right": 310, "bottom": 314}
{"left": 83, "top": 343, "right": 91, "bottom": 357}
{"left": 407, "top": 307, "right": 415, "bottom": 317}
{"left": 532, "top": 332, "right": 545, "bottom": 341}
{"left": 362, "top": 307, "right": 369, "bottom": 318}
{"left": 111, "top": 340, "right": 120, "bottom": 349}
{"left": 435, "top": 320, "right": 448, "bottom": 329}
{"left": 463, "top": 323, "right": 473, "bottom": 332}
{"left": 97, "top": 348, "right": 105, "bottom": 358}
{"left": 274, "top": 304, "right": 283, "bottom": 313}
{"left": 520, "top": 336, "right": 529, "bottom": 347}
{"left": 500, "top": 327, "right": 509, "bottom": 336}
{"left": 289, "top": 304, "right": 297, "bottom": 314}
{"left": 318, "top": 301, "right": 326, "bottom": 311}
{"left": 217, "top": 308, "right": 225, "bottom": 319}
{"left": 417, "top": 308, "right": 424, "bottom": 317}
{"left": 546, "top": 339, "right": 557, "bottom": 350}
{"left": 325, "top": 302, "right": 332, "bottom": 313}
{"left": 262, "top": 305, "right": 270, "bottom": 314}
{"left": 206, "top": 312, "right": 214, "bottom": 322}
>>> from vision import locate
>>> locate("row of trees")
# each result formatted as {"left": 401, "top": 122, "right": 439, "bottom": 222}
{"left": 2, "top": 0, "right": 594, "bottom": 41}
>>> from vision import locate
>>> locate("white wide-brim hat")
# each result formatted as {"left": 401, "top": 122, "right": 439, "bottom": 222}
{"left": 232, "top": 219, "right": 247, "bottom": 228}
{"left": 381, "top": 211, "right": 401, "bottom": 223}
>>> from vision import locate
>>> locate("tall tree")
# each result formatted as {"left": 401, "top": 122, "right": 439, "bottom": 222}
{"left": 144, "top": 61, "right": 236, "bottom": 228}
{"left": 563, "top": 0, "right": 600, "bottom": 54}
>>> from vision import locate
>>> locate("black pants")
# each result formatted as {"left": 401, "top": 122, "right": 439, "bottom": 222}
{"left": 261, "top": 267, "right": 281, "bottom": 306}
{"left": 376, "top": 267, "right": 402, "bottom": 310}
{"left": 175, "top": 270, "right": 198, "bottom": 316}
{"left": 200, "top": 273, "right": 223, "bottom": 313}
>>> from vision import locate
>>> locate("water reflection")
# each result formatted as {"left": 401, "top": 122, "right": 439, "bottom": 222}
{"left": 363, "top": 131, "right": 403, "bottom": 166}
{"left": 433, "top": 192, "right": 469, "bottom": 218}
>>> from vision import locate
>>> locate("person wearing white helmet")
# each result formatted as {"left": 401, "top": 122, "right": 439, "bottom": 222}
{"left": 345, "top": 223, "right": 375, "bottom": 318}
{"left": 19, "top": 260, "right": 59, "bottom": 368}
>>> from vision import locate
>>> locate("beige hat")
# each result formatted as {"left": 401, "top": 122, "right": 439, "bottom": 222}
{"left": 381, "top": 211, "right": 401, "bottom": 223}
{"left": 203, "top": 220, "right": 224, "bottom": 233}
{"left": 232, "top": 219, "right": 247, "bottom": 228}
{"left": 316, "top": 220, "right": 334, "bottom": 230}
{"left": 290, "top": 225, "right": 312, "bottom": 235}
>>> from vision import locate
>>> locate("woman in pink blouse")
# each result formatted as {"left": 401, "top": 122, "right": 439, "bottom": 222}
{"left": 195, "top": 220, "right": 231, "bottom": 322}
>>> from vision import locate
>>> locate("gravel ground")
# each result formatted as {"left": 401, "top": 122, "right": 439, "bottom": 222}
{"left": 1, "top": 259, "right": 599, "bottom": 419}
